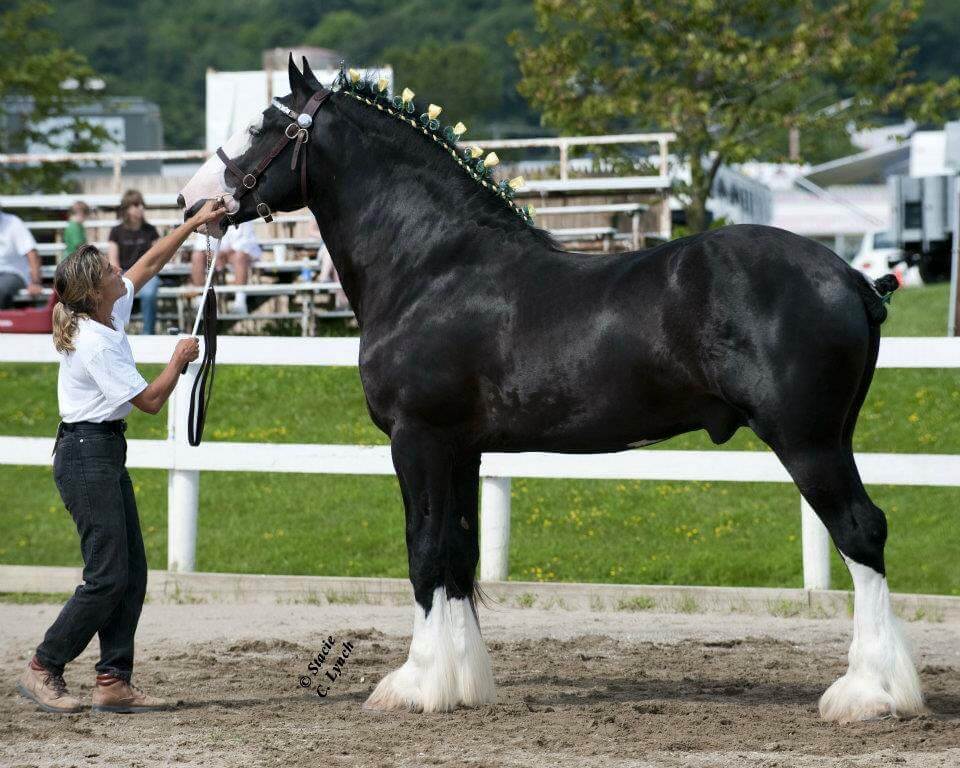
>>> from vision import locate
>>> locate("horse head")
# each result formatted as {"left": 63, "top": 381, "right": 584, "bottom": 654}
{"left": 178, "top": 55, "right": 329, "bottom": 237}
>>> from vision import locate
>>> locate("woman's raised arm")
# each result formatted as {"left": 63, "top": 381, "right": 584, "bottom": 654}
{"left": 126, "top": 199, "right": 226, "bottom": 294}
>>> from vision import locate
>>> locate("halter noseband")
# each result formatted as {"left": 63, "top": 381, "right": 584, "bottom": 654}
{"left": 216, "top": 87, "right": 331, "bottom": 223}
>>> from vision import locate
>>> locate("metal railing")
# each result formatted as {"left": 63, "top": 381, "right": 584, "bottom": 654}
{"left": 0, "top": 131, "right": 675, "bottom": 189}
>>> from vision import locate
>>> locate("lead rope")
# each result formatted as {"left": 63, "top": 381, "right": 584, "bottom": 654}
{"left": 183, "top": 232, "right": 219, "bottom": 446}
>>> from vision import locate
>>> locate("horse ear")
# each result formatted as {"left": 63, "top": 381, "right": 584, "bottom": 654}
{"left": 301, "top": 56, "right": 321, "bottom": 90}
{"left": 288, "top": 52, "right": 308, "bottom": 95}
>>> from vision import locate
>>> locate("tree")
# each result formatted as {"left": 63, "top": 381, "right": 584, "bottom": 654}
{"left": 48, "top": 0, "right": 542, "bottom": 147}
{"left": 512, "top": 0, "right": 960, "bottom": 232}
{"left": 383, "top": 41, "right": 503, "bottom": 130}
{"left": 0, "top": 1, "right": 106, "bottom": 193}
{"left": 305, "top": 10, "right": 367, "bottom": 50}
{"left": 904, "top": 0, "right": 960, "bottom": 84}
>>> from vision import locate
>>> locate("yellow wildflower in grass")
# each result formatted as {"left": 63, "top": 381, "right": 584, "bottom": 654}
{"left": 713, "top": 518, "right": 735, "bottom": 537}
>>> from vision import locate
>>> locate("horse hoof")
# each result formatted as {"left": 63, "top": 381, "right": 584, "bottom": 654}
{"left": 362, "top": 656, "right": 496, "bottom": 714}
{"left": 360, "top": 695, "right": 412, "bottom": 713}
{"left": 363, "top": 670, "right": 423, "bottom": 712}
{"left": 819, "top": 673, "right": 899, "bottom": 723}
{"left": 361, "top": 668, "right": 429, "bottom": 713}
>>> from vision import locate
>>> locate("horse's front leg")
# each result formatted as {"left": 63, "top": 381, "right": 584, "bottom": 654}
{"left": 363, "top": 424, "right": 496, "bottom": 713}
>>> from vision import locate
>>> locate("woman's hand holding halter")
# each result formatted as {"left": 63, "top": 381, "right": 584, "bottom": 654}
{"left": 187, "top": 198, "right": 228, "bottom": 337}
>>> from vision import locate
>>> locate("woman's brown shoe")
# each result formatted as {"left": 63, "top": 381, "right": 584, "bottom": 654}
{"left": 92, "top": 674, "right": 175, "bottom": 713}
{"left": 17, "top": 661, "right": 83, "bottom": 714}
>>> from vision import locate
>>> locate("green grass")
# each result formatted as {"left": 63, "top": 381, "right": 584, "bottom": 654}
{"left": 1, "top": 283, "right": 958, "bottom": 595}
{"left": 616, "top": 596, "right": 656, "bottom": 612}
{"left": 883, "top": 281, "right": 951, "bottom": 337}
{"left": 0, "top": 591, "right": 74, "bottom": 604}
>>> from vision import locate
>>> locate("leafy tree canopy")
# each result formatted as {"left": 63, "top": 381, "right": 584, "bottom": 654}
{"left": 512, "top": 0, "right": 960, "bottom": 231}
{"left": 48, "top": 0, "right": 539, "bottom": 148}
{"left": 0, "top": 0, "right": 106, "bottom": 192}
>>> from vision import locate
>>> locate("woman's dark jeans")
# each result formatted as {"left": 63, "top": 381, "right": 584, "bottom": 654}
{"left": 35, "top": 421, "right": 147, "bottom": 681}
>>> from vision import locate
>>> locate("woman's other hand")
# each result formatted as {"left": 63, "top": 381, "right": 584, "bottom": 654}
{"left": 173, "top": 338, "right": 200, "bottom": 366}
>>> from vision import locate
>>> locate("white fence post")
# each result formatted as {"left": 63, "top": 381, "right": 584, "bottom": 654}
{"left": 480, "top": 476, "right": 511, "bottom": 581}
{"left": 800, "top": 497, "right": 831, "bottom": 590}
{"left": 167, "top": 362, "right": 200, "bottom": 572}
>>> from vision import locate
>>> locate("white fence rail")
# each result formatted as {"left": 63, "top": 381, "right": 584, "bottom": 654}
{"left": 2, "top": 334, "right": 958, "bottom": 586}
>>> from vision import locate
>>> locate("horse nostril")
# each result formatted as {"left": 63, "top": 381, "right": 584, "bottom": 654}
{"left": 177, "top": 194, "right": 185, "bottom": 209}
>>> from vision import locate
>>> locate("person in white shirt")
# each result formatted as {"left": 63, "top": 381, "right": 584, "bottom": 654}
{"left": 189, "top": 219, "right": 262, "bottom": 314}
{"left": 0, "top": 208, "right": 43, "bottom": 308}
{"left": 16, "top": 198, "right": 225, "bottom": 716}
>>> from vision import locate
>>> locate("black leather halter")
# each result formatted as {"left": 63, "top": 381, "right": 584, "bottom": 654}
{"left": 216, "top": 87, "right": 331, "bottom": 222}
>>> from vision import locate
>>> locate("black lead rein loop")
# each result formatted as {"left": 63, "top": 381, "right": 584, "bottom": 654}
{"left": 187, "top": 285, "right": 217, "bottom": 447}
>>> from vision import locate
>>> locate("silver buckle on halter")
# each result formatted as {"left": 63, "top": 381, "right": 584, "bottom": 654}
{"left": 285, "top": 122, "right": 301, "bottom": 140}
{"left": 256, "top": 201, "right": 273, "bottom": 223}
{"left": 242, "top": 173, "right": 257, "bottom": 189}
{"left": 271, "top": 98, "right": 298, "bottom": 120}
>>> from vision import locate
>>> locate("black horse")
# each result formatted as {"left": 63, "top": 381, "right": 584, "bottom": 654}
{"left": 180, "top": 58, "right": 924, "bottom": 721}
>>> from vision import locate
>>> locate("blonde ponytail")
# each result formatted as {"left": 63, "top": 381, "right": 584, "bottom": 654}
{"left": 52, "top": 244, "right": 107, "bottom": 354}
{"left": 52, "top": 302, "right": 83, "bottom": 353}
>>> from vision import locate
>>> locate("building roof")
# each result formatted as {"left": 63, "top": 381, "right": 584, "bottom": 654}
{"left": 770, "top": 185, "right": 889, "bottom": 236}
{"left": 803, "top": 143, "right": 910, "bottom": 187}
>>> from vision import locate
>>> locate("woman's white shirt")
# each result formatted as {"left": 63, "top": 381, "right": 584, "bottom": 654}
{"left": 57, "top": 277, "right": 149, "bottom": 423}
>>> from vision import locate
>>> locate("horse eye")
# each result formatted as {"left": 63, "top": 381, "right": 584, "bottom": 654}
{"left": 248, "top": 126, "right": 263, "bottom": 137}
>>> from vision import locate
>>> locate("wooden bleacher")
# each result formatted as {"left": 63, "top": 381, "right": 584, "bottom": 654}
{"left": 5, "top": 178, "right": 668, "bottom": 334}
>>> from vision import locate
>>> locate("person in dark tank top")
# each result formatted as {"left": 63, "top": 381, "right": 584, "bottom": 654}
{"left": 107, "top": 189, "right": 161, "bottom": 334}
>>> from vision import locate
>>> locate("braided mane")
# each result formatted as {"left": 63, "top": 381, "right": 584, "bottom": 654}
{"left": 333, "top": 68, "right": 534, "bottom": 225}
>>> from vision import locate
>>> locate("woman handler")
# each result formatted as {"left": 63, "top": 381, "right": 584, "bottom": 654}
{"left": 17, "top": 198, "right": 225, "bottom": 714}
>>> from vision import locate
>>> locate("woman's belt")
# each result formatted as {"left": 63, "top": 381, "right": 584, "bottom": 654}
{"left": 59, "top": 419, "right": 127, "bottom": 433}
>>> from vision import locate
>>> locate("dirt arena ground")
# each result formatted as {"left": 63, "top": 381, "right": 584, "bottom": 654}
{"left": 2, "top": 599, "right": 959, "bottom": 767}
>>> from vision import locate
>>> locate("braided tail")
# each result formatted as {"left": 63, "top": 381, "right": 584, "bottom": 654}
{"left": 855, "top": 272, "right": 899, "bottom": 326}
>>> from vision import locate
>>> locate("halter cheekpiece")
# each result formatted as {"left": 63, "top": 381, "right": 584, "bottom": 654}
{"left": 215, "top": 87, "right": 330, "bottom": 222}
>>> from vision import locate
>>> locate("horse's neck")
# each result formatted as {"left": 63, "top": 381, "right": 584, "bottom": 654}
{"left": 307, "top": 142, "right": 494, "bottom": 321}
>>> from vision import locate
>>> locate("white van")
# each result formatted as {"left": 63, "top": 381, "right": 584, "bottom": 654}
{"left": 849, "top": 230, "right": 923, "bottom": 287}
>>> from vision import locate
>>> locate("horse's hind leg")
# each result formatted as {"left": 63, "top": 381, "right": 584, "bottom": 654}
{"left": 363, "top": 423, "right": 495, "bottom": 713}
{"left": 772, "top": 442, "right": 924, "bottom": 722}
